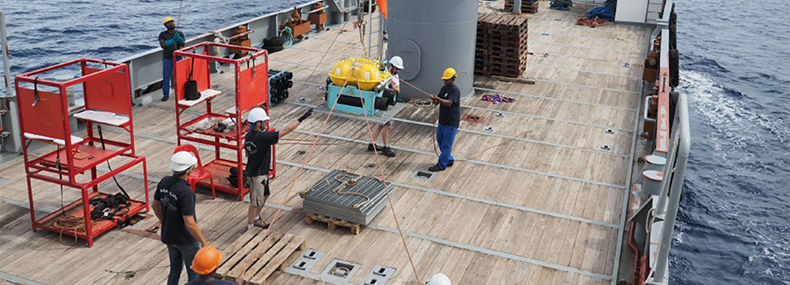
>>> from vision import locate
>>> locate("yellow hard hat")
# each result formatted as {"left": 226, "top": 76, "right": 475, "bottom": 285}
{"left": 164, "top": 17, "right": 174, "bottom": 25}
{"left": 192, "top": 246, "right": 223, "bottom": 275}
{"left": 441, "top": 68, "right": 457, "bottom": 80}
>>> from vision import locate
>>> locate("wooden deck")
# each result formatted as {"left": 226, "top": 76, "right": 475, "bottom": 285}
{"left": 0, "top": 1, "right": 648, "bottom": 284}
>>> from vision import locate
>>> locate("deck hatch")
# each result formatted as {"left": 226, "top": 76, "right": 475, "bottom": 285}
{"left": 411, "top": 170, "right": 435, "bottom": 181}
{"left": 363, "top": 265, "right": 396, "bottom": 285}
{"left": 286, "top": 248, "right": 324, "bottom": 272}
{"left": 320, "top": 259, "right": 361, "bottom": 283}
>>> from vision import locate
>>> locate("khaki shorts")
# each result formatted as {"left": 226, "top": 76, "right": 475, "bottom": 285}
{"left": 247, "top": 175, "right": 270, "bottom": 206}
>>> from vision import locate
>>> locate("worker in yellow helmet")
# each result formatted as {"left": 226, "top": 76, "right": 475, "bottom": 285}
{"left": 159, "top": 17, "right": 186, "bottom": 102}
{"left": 428, "top": 68, "right": 460, "bottom": 172}
{"left": 186, "top": 245, "right": 236, "bottom": 285}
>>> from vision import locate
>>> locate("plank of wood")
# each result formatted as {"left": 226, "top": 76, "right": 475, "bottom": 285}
{"left": 492, "top": 75, "right": 535, "bottom": 84}
{"left": 217, "top": 228, "right": 262, "bottom": 272}
{"left": 219, "top": 229, "right": 274, "bottom": 278}
{"left": 226, "top": 232, "right": 284, "bottom": 279}
{"left": 252, "top": 235, "right": 306, "bottom": 284}
{"left": 242, "top": 233, "right": 293, "bottom": 281}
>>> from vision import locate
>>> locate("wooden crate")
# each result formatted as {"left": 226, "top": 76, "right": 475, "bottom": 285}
{"left": 304, "top": 213, "right": 363, "bottom": 235}
{"left": 504, "top": 0, "right": 540, "bottom": 14}
{"left": 476, "top": 13, "right": 529, "bottom": 78}
{"left": 215, "top": 228, "right": 306, "bottom": 285}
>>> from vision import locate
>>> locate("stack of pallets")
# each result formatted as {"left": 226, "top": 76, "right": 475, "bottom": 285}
{"left": 475, "top": 13, "right": 529, "bottom": 78}
{"left": 504, "top": 0, "right": 541, "bottom": 14}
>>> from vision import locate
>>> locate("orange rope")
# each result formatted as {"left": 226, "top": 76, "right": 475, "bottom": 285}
{"left": 352, "top": 70, "right": 423, "bottom": 285}
{"left": 236, "top": 57, "right": 359, "bottom": 285}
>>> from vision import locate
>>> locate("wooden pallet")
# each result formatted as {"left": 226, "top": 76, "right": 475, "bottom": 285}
{"left": 304, "top": 213, "right": 363, "bottom": 235}
{"left": 215, "top": 228, "right": 306, "bottom": 285}
{"left": 504, "top": 0, "right": 540, "bottom": 14}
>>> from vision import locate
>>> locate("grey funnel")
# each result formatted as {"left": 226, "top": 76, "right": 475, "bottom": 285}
{"left": 387, "top": 0, "right": 477, "bottom": 99}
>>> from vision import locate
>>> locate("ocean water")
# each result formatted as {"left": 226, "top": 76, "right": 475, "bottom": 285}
{"left": 670, "top": 0, "right": 790, "bottom": 284}
{"left": 0, "top": 0, "right": 306, "bottom": 93}
{"left": 1, "top": 0, "right": 789, "bottom": 284}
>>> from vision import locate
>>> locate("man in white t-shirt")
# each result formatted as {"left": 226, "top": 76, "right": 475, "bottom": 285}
{"left": 368, "top": 56, "right": 403, "bottom": 157}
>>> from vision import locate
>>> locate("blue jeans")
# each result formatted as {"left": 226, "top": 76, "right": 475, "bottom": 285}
{"left": 166, "top": 242, "right": 200, "bottom": 285}
{"left": 162, "top": 58, "right": 174, "bottom": 98}
{"left": 436, "top": 124, "right": 458, "bottom": 169}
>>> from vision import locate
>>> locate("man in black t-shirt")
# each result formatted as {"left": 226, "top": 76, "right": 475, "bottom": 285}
{"left": 243, "top": 107, "right": 312, "bottom": 230}
{"left": 158, "top": 17, "right": 185, "bottom": 102}
{"left": 428, "top": 68, "right": 461, "bottom": 172}
{"left": 153, "top": 151, "right": 208, "bottom": 285}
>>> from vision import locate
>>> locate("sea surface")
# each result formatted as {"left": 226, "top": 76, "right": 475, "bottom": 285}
{"left": 1, "top": 0, "right": 789, "bottom": 284}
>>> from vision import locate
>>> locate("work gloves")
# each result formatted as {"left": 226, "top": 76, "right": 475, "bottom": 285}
{"left": 297, "top": 109, "right": 313, "bottom": 122}
{"left": 166, "top": 33, "right": 185, "bottom": 46}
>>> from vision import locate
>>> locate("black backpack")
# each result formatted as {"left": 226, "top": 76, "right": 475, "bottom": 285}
{"left": 184, "top": 57, "right": 200, "bottom": 100}
{"left": 228, "top": 167, "right": 248, "bottom": 188}
{"left": 90, "top": 193, "right": 131, "bottom": 225}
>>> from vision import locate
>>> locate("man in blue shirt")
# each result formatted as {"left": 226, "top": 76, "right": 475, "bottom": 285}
{"left": 429, "top": 68, "right": 461, "bottom": 172}
{"left": 159, "top": 17, "right": 185, "bottom": 102}
{"left": 153, "top": 151, "right": 208, "bottom": 285}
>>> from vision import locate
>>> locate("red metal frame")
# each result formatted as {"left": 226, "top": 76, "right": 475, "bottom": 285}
{"left": 15, "top": 58, "right": 149, "bottom": 247}
{"left": 173, "top": 43, "right": 275, "bottom": 200}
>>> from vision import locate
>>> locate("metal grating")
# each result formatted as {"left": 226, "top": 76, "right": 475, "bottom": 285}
{"left": 313, "top": 102, "right": 405, "bottom": 125}
{"left": 300, "top": 170, "right": 395, "bottom": 225}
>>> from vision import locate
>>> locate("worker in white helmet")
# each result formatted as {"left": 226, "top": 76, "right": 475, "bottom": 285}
{"left": 243, "top": 107, "right": 312, "bottom": 230}
{"left": 426, "top": 273, "right": 452, "bottom": 285}
{"left": 152, "top": 151, "right": 208, "bottom": 285}
{"left": 368, "top": 56, "right": 403, "bottom": 157}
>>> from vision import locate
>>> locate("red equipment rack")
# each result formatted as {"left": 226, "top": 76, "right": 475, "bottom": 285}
{"left": 173, "top": 42, "right": 274, "bottom": 200}
{"left": 15, "top": 58, "right": 149, "bottom": 247}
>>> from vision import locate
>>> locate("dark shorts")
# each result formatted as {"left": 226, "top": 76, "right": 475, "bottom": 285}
{"left": 381, "top": 121, "right": 391, "bottom": 127}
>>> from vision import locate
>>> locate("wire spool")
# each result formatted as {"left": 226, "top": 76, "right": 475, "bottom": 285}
{"left": 669, "top": 49, "right": 679, "bottom": 88}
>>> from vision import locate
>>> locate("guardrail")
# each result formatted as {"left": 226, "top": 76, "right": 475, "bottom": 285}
{"left": 644, "top": 0, "right": 689, "bottom": 283}
{"left": 116, "top": 0, "right": 353, "bottom": 104}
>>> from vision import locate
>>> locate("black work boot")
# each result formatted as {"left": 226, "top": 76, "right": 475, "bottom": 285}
{"left": 382, "top": 146, "right": 396, "bottom": 157}
{"left": 367, "top": 143, "right": 382, "bottom": 152}
{"left": 428, "top": 164, "right": 445, "bottom": 172}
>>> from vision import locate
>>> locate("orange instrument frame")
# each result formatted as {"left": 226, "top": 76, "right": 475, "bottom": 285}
{"left": 173, "top": 42, "right": 275, "bottom": 200}
{"left": 15, "top": 58, "right": 149, "bottom": 247}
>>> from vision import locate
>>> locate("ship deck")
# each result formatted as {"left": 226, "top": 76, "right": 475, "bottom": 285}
{"left": 0, "top": 1, "right": 648, "bottom": 284}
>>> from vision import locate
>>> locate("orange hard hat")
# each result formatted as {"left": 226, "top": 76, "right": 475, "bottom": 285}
{"left": 192, "top": 246, "right": 223, "bottom": 275}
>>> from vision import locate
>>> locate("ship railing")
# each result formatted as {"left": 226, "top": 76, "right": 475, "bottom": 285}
{"left": 644, "top": 3, "right": 688, "bottom": 282}
{"left": 115, "top": 0, "right": 352, "bottom": 105}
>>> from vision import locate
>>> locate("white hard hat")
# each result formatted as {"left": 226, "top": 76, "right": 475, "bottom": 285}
{"left": 425, "top": 273, "right": 451, "bottom": 285}
{"left": 390, "top": 56, "right": 404, "bottom": 69}
{"left": 248, "top": 107, "right": 269, "bottom": 123}
{"left": 170, "top": 151, "right": 198, "bottom": 172}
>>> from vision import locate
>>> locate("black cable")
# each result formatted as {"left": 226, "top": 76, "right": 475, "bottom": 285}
{"left": 96, "top": 125, "right": 131, "bottom": 199}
